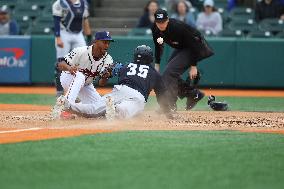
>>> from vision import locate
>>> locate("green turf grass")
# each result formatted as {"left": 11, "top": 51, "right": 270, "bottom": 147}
{"left": 146, "top": 96, "right": 284, "bottom": 112}
{"left": 0, "top": 94, "right": 283, "bottom": 112}
{"left": 0, "top": 94, "right": 55, "bottom": 105}
{"left": 0, "top": 131, "right": 283, "bottom": 189}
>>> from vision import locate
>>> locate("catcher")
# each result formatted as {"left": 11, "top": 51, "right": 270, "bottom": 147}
{"left": 52, "top": 31, "right": 115, "bottom": 119}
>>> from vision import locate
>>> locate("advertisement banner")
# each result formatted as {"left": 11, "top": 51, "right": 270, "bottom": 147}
{"left": 0, "top": 36, "right": 31, "bottom": 83}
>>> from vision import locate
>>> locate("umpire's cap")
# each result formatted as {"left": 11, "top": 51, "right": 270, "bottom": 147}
{"left": 154, "top": 9, "right": 168, "bottom": 23}
{"left": 95, "top": 31, "right": 114, "bottom": 42}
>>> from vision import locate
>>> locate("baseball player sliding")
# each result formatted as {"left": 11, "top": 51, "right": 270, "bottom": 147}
{"left": 51, "top": 31, "right": 115, "bottom": 119}
{"left": 53, "top": 45, "right": 172, "bottom": 120}
{"left": 52, "top": 0, "right": 92, "bottom": 97}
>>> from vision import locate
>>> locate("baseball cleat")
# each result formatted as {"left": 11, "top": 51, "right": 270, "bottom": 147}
{"left": 56, "top": 90, "right": 64, "bottom": 98}
{"left": 51, "top": 95, "right": 66, "bottom": 120}
{"left": 186, "top": 89, "right": 205, "bottom": 110}
{"left": 60, "top": 111, "right": 76, "bottom": 120}
{"left": 105, "top": 96, "right": 116, "bottom": 121}
{"left": 170, "top": 103, "right": 177, "bottom": 112}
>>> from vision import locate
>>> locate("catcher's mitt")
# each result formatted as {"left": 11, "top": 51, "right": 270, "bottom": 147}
{"left": 208, "top": 95, "right": 228, "bottom": 111}
{"left": 99, "top": 62, "right": 123, "bottom": 79}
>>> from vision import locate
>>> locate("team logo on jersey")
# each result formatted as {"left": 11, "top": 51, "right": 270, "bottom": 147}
{"left": 106, "top": 32, "right": 110, "bottom": 37}
{"left": 79, "top": 68, "right": 98, "bottom": 78}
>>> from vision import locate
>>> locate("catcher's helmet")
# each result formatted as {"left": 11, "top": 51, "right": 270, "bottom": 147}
{"left": 208, "top": 95, "right": 228, "bottom": 111}
{"left": 134, "top": 45, "right": 153, "bottom": 65}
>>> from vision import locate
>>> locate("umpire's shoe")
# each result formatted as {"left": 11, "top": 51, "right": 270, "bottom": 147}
{"left": 186, "top": 89, "right": 205, "bottom": 110}
{"left": 170, "top": 103, "right": 177, "bottom": 112}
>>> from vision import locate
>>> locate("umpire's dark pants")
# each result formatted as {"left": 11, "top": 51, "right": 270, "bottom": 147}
{"left": 162, "top": 48, "right": 196, "bottom": 106}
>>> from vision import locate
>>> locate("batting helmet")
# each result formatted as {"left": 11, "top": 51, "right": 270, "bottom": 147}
{"left": 208, "top": 95, "right": 228, "bottom": 111}
{"left": 134, "top": 45, "right": 153, "bottom": 65}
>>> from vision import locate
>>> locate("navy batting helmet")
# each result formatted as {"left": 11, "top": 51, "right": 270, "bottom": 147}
{"left": 134, "top": 45, "right": 153, "bottom": 65}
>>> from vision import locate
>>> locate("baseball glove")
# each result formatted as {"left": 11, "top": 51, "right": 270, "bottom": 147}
{"left": 99, "top": 62, "right": 123, "bottom": 79}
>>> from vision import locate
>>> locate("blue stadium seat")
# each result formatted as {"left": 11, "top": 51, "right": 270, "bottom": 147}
{"left": 227, "top": 18, "right": 258, "bottom": 33}
{"left": 214, "top": 0, "right": 228, "bottom": 9}
{"left": 29, "top": 14, "right": 54, "bottom": 35}
{"left": 18, "top": 21, "right": 32, "bottom": 35}
{"left": 258, "top": 19, "right": 284, "bottom": 34}
{"left": 217, "top": 7, "right": 230, "bottom": 24}
{"left": 12, "top": 15, "right": 32, "bottom": 35}
{"left": 200, "top": 30, "right": 216, "bottom": 37}
{"left": 0, "top": 0, "right": 19, "bottom": 10}
{"left": 229, "top": 7, "right": 255, "bottom": 20}
{"left": 247, "top": 30, "right": 273, "bottom": 38}
{"left": 275, "top": 31, "right": 284, "bottom": 38}
{"left": 34, "top": 15, "right": 54, "bottom": 27}
{"left": 219, "top": 28, "right": 244, "bottom": 37}
{"left": 43, "top": 6, "right": 52, "bottom": 15}
{"left": 13, "top": 4, "right": 41, "bottom": 20}
{"left": 21, "top": 0, "right": 52, "bottom": 9}
{"left": 29, "top": 25, "right": 53, "bottom": 35}
{"left": 128, "top": 28, "right": 152, "bottom": 36}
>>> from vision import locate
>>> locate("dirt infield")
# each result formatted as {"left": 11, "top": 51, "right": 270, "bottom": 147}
{"left": 0, "top": 110, "right": 283, "bottom": 144}
{"left": 0, "top": 87, "right": 283, "bottom": 144}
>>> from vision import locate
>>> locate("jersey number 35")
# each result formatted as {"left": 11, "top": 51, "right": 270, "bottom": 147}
{"left": 127, "top": 63, "right": 149, "bottom": 79}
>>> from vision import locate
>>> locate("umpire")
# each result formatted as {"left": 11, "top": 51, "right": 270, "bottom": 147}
{"left": 151, "top": 8, "right": 214, "bottom": 110}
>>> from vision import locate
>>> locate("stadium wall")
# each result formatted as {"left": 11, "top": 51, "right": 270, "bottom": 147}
{"left": 1, "top": 36, "right": 284, "bottom": 88}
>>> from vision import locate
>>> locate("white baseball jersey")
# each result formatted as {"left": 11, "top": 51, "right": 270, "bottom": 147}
{"left": 52, "top": 0, "right": 89, "bottom": 33}
{"left": 66, "top": 85, "right": 145, "bottom": 119}
{"left": 64, "top": 45, "right": 114, "bottom": 85}
{"left": 53, "top": 0, "right": 89, "bottom": 58}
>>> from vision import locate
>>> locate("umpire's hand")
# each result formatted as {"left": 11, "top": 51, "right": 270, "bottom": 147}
{"left": 155, "top": 64, "right": 160, "bottom": 72}
{"left": 189, "top": 66, "right": 198, "bottom": 80}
